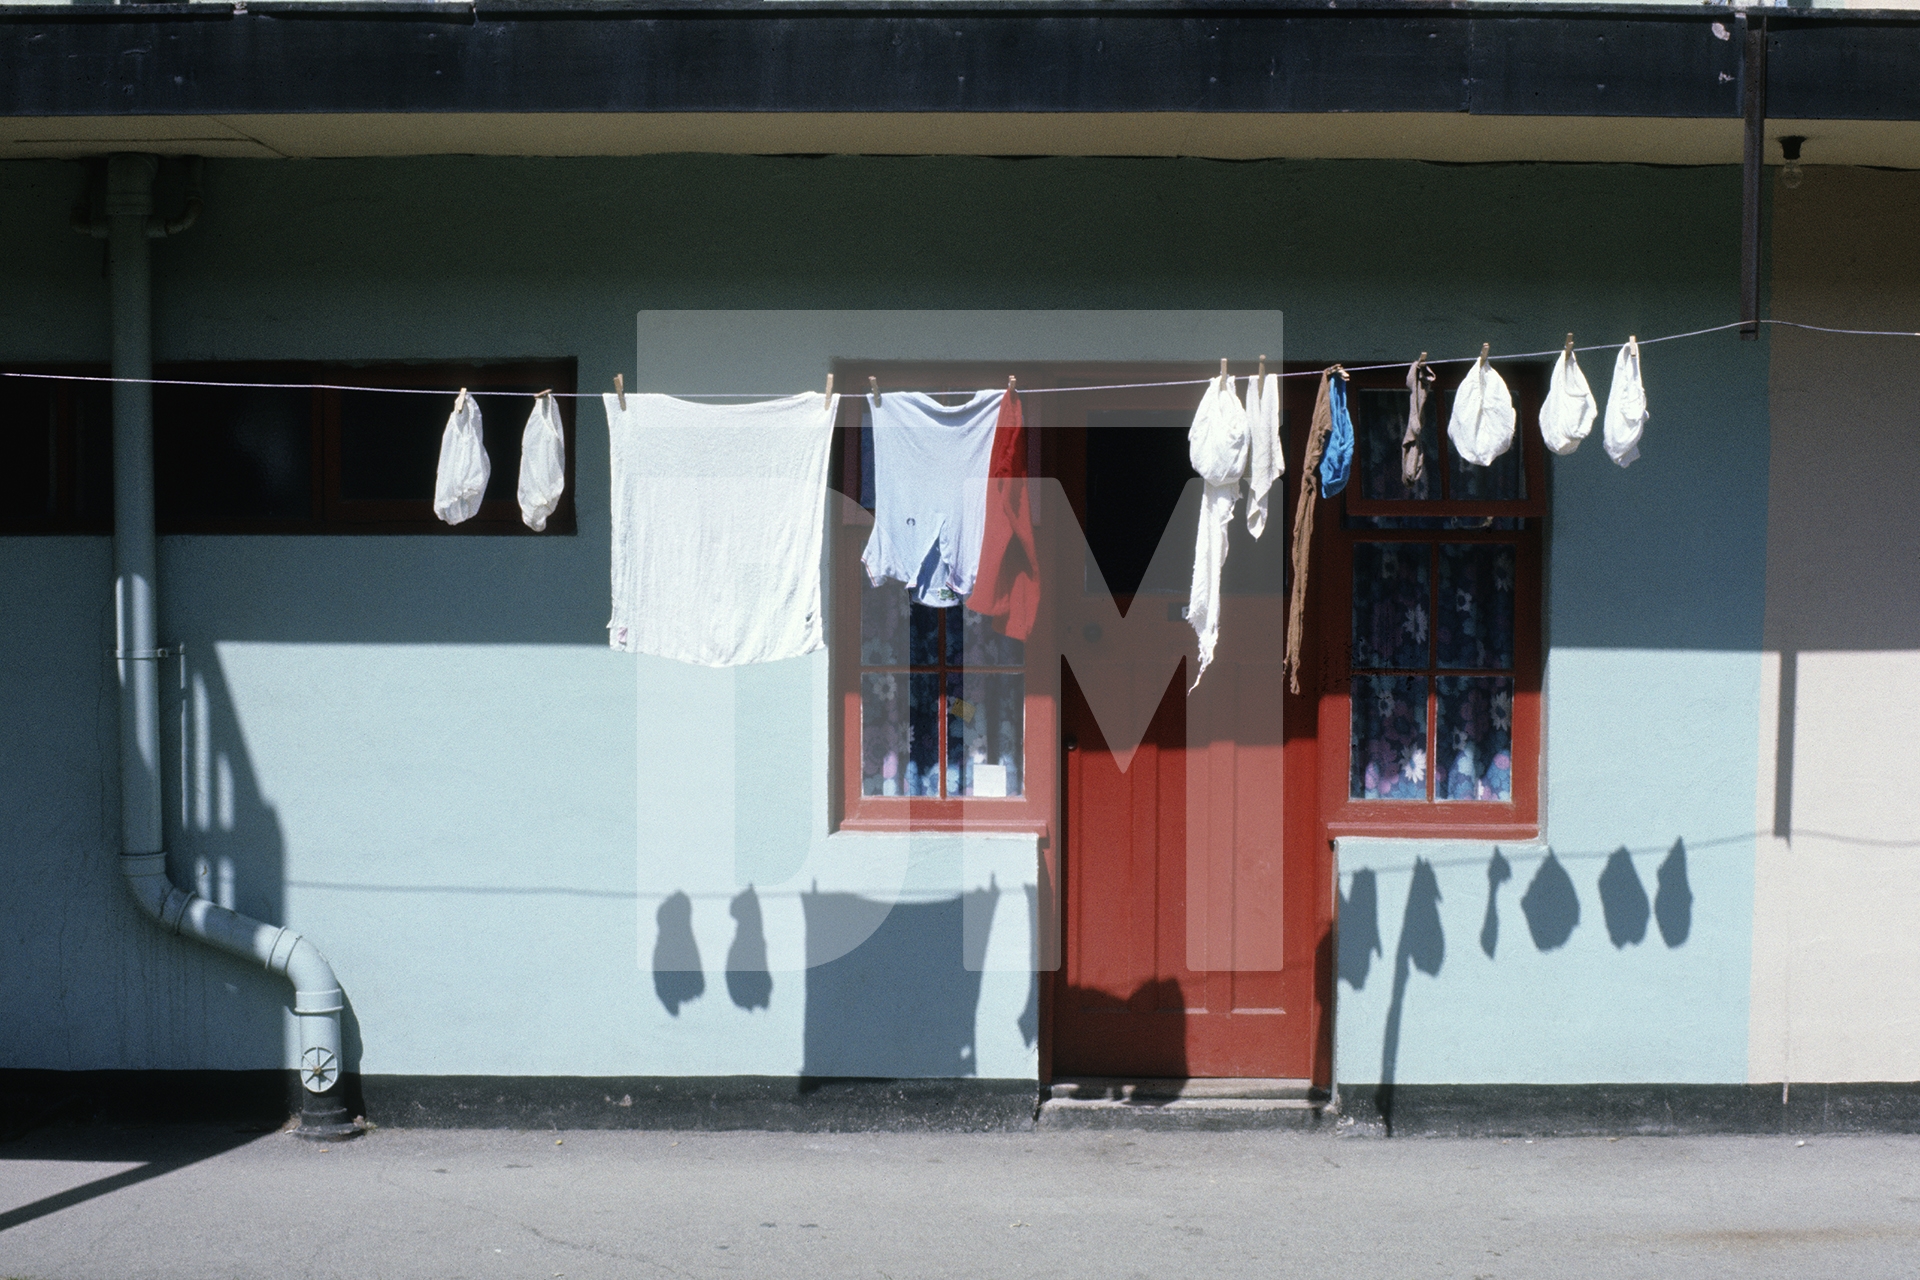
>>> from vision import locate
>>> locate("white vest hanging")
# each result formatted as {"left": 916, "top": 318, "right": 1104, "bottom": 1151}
{"left": 1186, "top": 372, "right": 1248, "bottom": 689}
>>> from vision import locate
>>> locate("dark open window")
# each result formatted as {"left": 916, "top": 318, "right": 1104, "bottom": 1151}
{"left": 154, "top": 359, "right": 577, "bottom": 534}
{"left": 0, "top": 367, "right": 113, "bottom": 534}
{"left": 2, "top": 360, "right": 577, "bottom": 535}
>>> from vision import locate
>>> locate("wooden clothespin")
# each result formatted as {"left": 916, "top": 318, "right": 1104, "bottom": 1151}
{"left": 1007, "top": 374, "right": 1017, "bottom": 392}
{"left": 823, "top": 373, "right": 834, "bottom": 412}
{"left": 1257, "top": 355, "right": 1266, "bottom": 379}
{"left": 536, "top": 388, "right": 552, "bottom": 400}
{"left": 1479, "top": 343, "right": 1491, "bottom": 366}
{"left": 1563, "top": 333, "right": 1576, "bottom": 358}
{"left": 613, "top": 374, "right": 626, "bottom": 410}
{"left": 1219, "top": 357, "right": 1230, "bottom": 385}
{"left": 868, "top": 375, "right": 880, "bottom": 404}
{"left": 455, "top": 387, "right": 470, "bottom": 412}
{"left": 1332, "top": 363, "right": 1349, "bottom": 382}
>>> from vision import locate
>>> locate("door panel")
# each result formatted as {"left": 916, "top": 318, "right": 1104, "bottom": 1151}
{"left": 1050, "top": 394, "right": 1324, "bottom": 1082}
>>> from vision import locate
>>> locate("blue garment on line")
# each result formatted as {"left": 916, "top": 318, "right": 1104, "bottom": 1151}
{"left": 1319, "top": 374, "right": 1355, "bottom": 497}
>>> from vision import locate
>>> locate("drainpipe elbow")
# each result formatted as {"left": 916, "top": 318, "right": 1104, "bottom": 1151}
{"left": 148, "top": 197, "right": 200, "bottom": 239}
{"left": 120, "top": 852, "right": 191, "bottom": 931}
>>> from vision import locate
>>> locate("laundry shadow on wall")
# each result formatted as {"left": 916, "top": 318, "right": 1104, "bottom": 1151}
{"left": 801, "top": 887, "right": 997, "bottom": 1079}
{"left": 1017, "top": 883, "right": 1040, "bottom": 1049}
{"left": 1655, "top": 839, "right": 1692, "bottom": 946}
{"left": 1520, "top": 851, "right": 1580, "bottom": 951}
{"left": 1376, "top": 858, "right": 1444, "bottom": 1137}
{"left": 1598, "top": 847, "right": 1651, "bottom": 948}
{"left": 652, "top": 891, "right": 705, "bottom": 1016}
{"left": 1339, "top": 868, "right": 1383, "bottom": 990}
{"left": 725, "top": 885, "right": 773, "bottom": 1012}
{"left": 1480, "top": 849, "right": 1512, "bottom": 959}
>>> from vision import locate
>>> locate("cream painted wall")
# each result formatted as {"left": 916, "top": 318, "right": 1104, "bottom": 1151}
{"left": 1752, "top": 168, "right": 1920, "bottom": 1083}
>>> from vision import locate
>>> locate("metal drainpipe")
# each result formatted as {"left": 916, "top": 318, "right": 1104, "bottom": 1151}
{"left": 81, "top": 154, "right": 356, "bottom": 1140}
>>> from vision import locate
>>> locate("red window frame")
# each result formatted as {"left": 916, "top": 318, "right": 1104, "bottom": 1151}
{"left": 828, "top": 363, "right": 1060, "bottom": 835}
{"left": 1301, "top": 361, "right": 1546, "bottom": 841}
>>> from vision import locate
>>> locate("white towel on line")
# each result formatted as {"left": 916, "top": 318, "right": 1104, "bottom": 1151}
{"left": 605, "top": 391, "right": 836, "bottom": 666}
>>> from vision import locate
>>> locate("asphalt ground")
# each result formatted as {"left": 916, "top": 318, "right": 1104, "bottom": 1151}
{"left": 3, "top": 1125, "right": 1917, "bottom": 1279}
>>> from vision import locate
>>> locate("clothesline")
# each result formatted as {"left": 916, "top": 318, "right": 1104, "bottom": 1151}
{"left": 2, "top": 318, "right": 1914, "bottom": 401}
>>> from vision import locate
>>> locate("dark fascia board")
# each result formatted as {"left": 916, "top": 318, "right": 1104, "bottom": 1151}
{"left": 2, "top": 6, "right": 1915, "bottom": 121}
{"left": 14, "top": 3, "right": 1920, "bottom": 16}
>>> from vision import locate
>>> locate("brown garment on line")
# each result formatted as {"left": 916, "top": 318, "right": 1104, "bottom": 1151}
{"left": 1286, "top": 368, "right": 1339, "bottom": 695}
{"left": 1402, "top": 357, "right": 1435, "bottom": 488}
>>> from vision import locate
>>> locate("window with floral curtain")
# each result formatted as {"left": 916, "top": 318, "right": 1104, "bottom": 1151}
{"left": 1321, "top": 367, "right": 1544, "bottom": 837}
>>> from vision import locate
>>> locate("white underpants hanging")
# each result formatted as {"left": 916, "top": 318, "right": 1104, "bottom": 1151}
{"left": 1539, "top": 349, "right": 1598, "bottom": 456}
{"left": 518, "top": 392, "right": 566, "bottom": 531}
{"left": 432, "top": 390, "right": 489, "bottom": 525}
{"left": 1603, "top": 338, "right": 1648, "bottom": 467}
{"left": 1448, "top": 356, "right": 1517, "bottom": 468}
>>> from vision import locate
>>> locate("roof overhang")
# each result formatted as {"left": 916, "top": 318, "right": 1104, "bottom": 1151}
{"left": 6, "top": 3, "right": 1920, "bottom": 165}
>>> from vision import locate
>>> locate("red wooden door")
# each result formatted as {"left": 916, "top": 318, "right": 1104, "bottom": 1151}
{"left": 1049, "top": 394, "right": 1331, "bottom": 1083}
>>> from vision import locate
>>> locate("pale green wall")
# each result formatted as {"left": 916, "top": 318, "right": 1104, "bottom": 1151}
{"left": 0, "top": 155, "right": 1767, "bottom": 1083}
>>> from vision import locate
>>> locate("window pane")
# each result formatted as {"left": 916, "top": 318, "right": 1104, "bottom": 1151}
{"left": 907, "top": 673, "right": 942, "bottom": 796}
{"left": 1352, "top": 387, "right": 1436, "bottom": 502}
{"left": 1435, "top": 543, "right": 1516, "bottom": 670}
{"left": 1351, "top": 542, "right": 1429, "bottom": 670}
{"left": 908, "top": 601, "right": 944, "bottom": 667}
{"left": 1437, "top": 675, "right": 1514, "bottom": 802}
{"left": 154, "top": 383, "right": 313, "bottom": 523}
{"left": 860, "top": 672, "right": 909, "bottom": 796}
{"left": 338, "top": 387, "right": 527, "bottom": 504}
{"left": 861, "top": 579, "right": 909, "bottom": 665}
{"left": 0, "top": 378, "right": 58, "bottom": 521}
{"left": 1446, "top": 418, "right": 1525, "bottom": 500}
{"left": 960, "top": 605, "right": 1025, "bottom": 668}
{"left": 949, "top": 672, "right": 1024, "bottom": 798}
{"left": 1351, "top": 675, "right": 1428, "bottom": 800}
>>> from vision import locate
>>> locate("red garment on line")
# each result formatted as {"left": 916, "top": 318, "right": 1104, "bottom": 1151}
{"left": 965, "top": 390, "right": 1040, "bottom": 642}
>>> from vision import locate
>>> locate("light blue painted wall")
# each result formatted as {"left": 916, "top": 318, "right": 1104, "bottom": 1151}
{"left": 1, "top": 155, "right": 1765, "bottom": 1083}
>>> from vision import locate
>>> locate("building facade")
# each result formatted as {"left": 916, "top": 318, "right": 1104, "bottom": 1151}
{"left": 4, "top": 3, "right": 1919, "bottom": 1133}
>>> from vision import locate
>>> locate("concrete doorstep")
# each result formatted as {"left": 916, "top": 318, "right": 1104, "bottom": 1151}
{"left": 1038, "top": 1077, "right": 1333, "bottom": 1130}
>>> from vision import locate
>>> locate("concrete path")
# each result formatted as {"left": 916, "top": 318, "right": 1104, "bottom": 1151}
{"left": 2, "top": 1124, "right": 1917, "bottom": 1279}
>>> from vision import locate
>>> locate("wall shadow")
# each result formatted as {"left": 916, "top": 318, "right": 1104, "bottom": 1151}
{"left": 1479, "top": 849, "right": 1512, "bottom": 960}
{"left": 725, "top": 885, "right": 772, "bottom": 1012}
{"left": 1520, "top": 851, "right": 1580, "bottom": 952}
{"left": 801, "top": 887, "right": 997, "bottom": 1078}
{"left": 158, "top": 650, "right": 309, "bottom": 1074}
{"left": 1339, "top": 868, "right": 1383, "bottom": 990}
{"left": 1377, "top": 858, "right": 1444, "bottom": 1136}
{"left": 1655, "top": 839, "right": 1693, "bottom": 947}
{"left": 1017, "top": 883, "right": 1040, "bottom": 1049}
{"left": 1597, "top": 848, "right": 1651, "bottom": 948}
{"left": 651, "top": 891, "right": 705, "bottom": 1016}
{"left": 1051, "top": 978, "right": 1190, "bottom": 1082}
